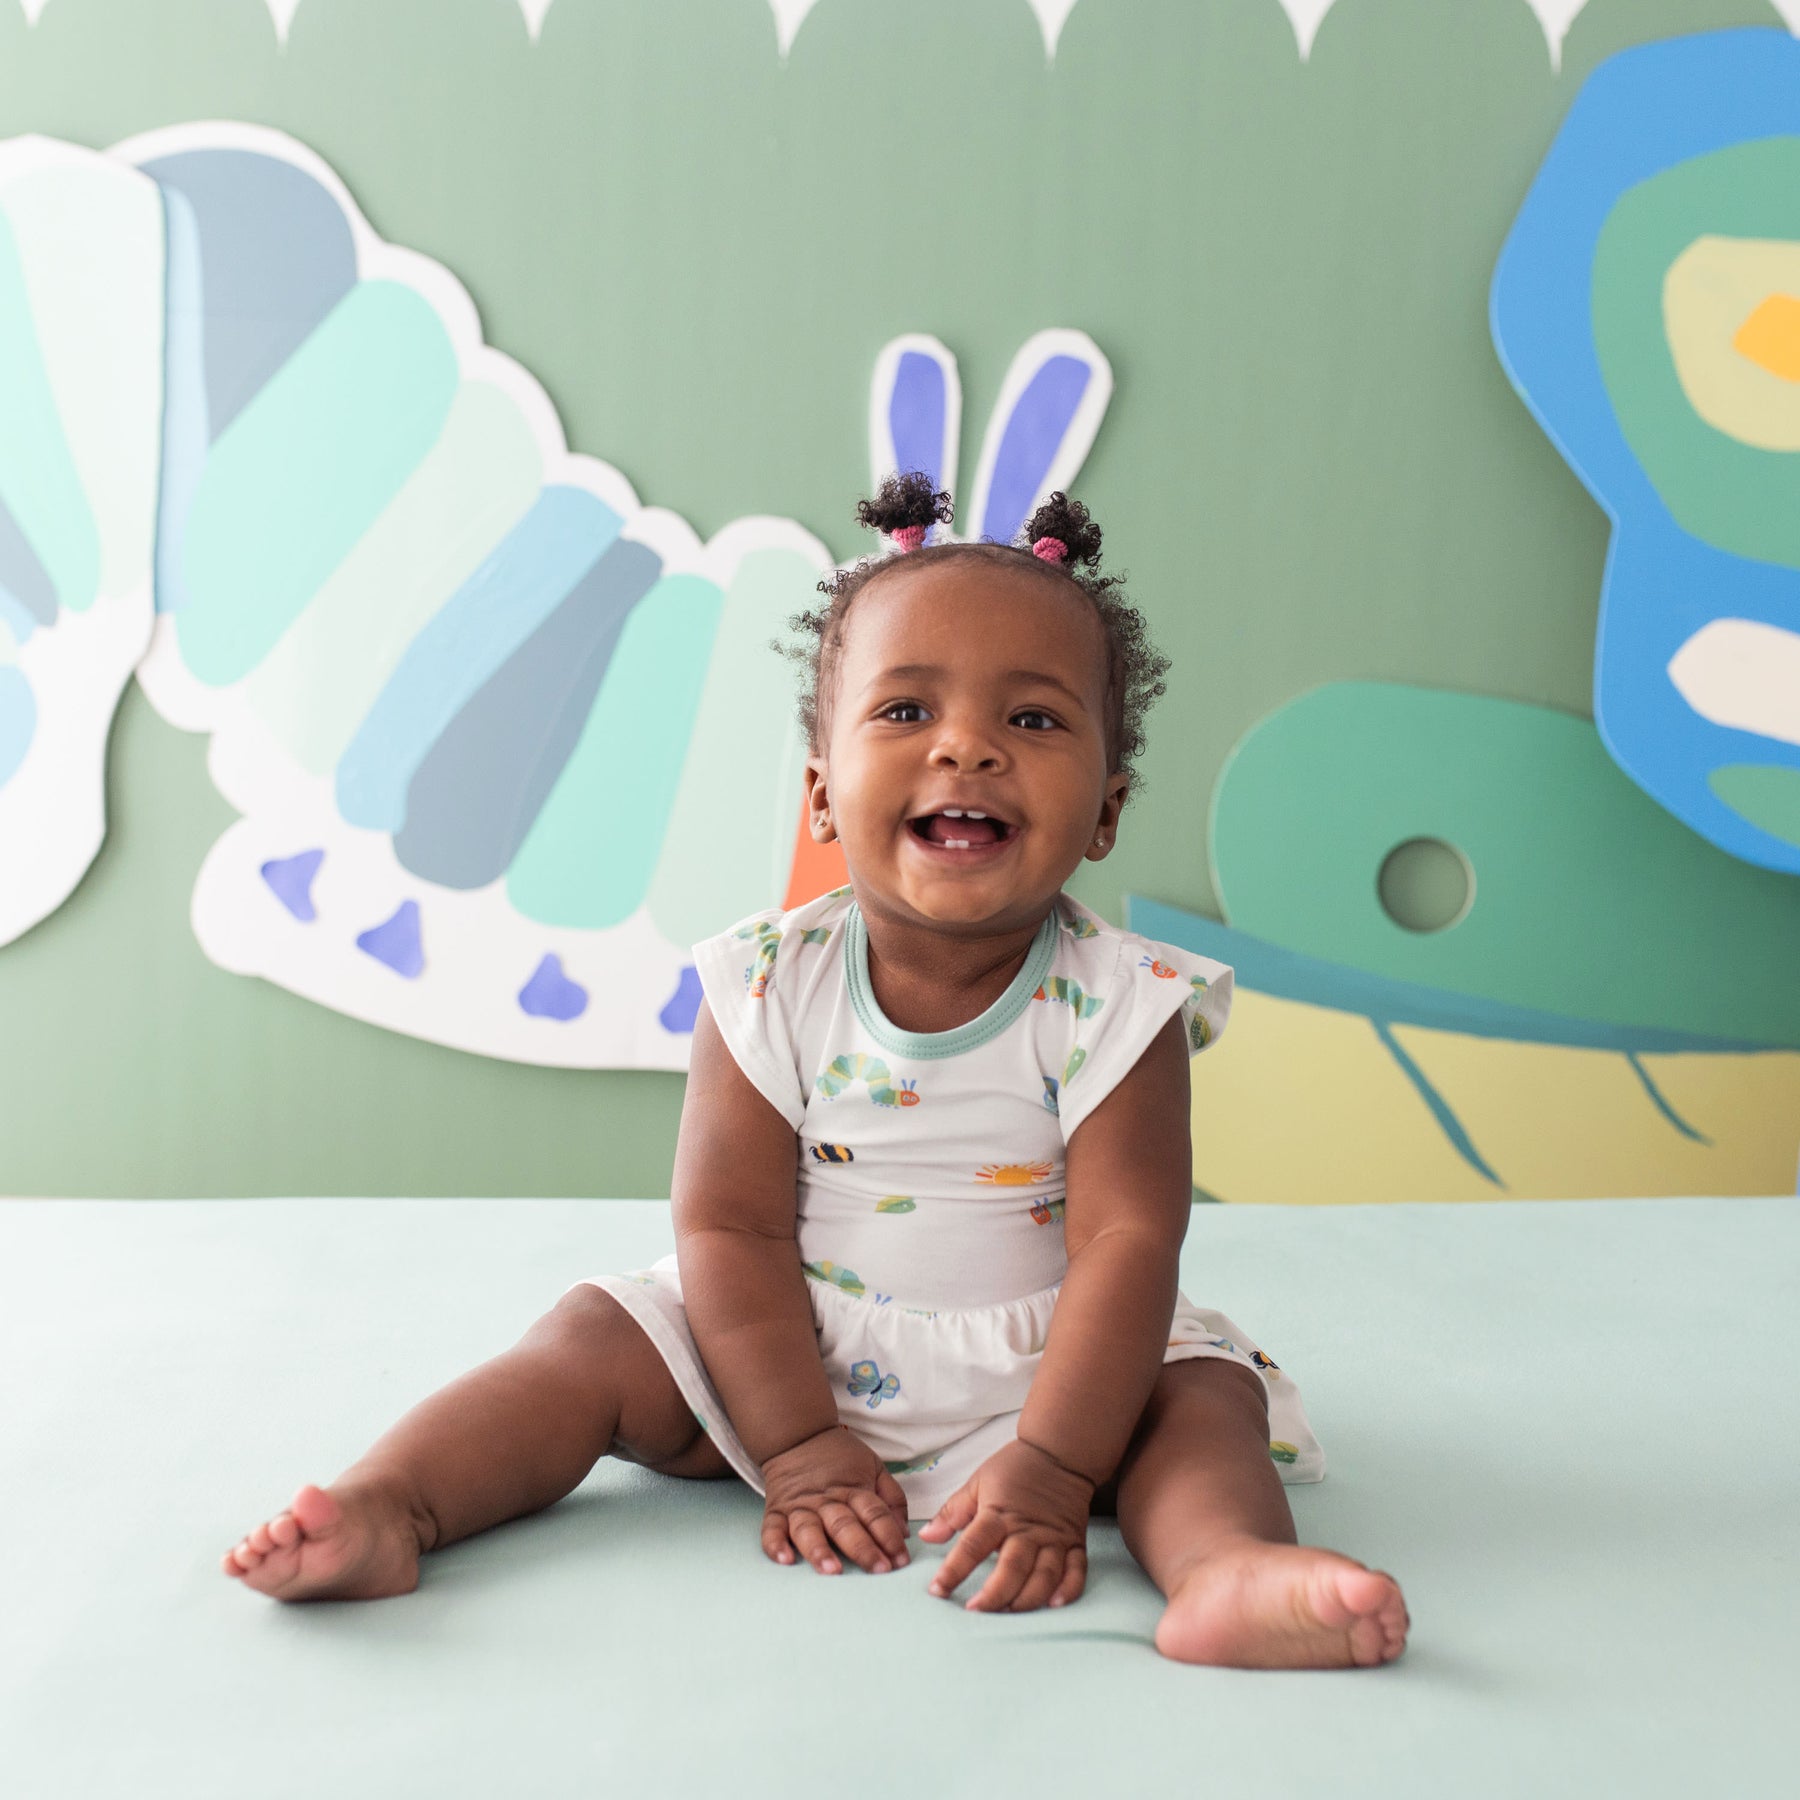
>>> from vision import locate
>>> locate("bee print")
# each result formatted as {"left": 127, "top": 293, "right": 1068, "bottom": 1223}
{"left": 1140, "top": 955, "right": 1178, "bottom": 979}
{"left": 976, "top": 1160, "right": 1055, "bottom": 1185}
{"left": 1040, "top": 1075, "right": 1060, "bottom": 1115}
{"left": 803, "top": 1260, "right": 866, "bottom": 1297}
{"left": 1268, "top": 1442, "right": 1299, "bottom": 1465}
{"left": 810, "top": 1143, "right": 854, "bottom": 1164}
{"left": 847, "top": 1359, "right": 901, "bottom": 1409}
{"left": 1033, "top": 976, "right": 1105, "bottom": 1019}
{"left": 875, "top": 1195, "right": 917, "bottom": 1214}
{"left": 1029, "top": 1197, "right": 1067, "bottom": 1227}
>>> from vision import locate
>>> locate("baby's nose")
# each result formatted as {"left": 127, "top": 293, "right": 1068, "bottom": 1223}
{"left": 928, "top": 726, "right": 1004, "bottom": 770}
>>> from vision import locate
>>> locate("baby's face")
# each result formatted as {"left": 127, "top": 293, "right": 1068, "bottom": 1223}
{"left": 807, "top": 556, "right": 1128, "bottom": 937}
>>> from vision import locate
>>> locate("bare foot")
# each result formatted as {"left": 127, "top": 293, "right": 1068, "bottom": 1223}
{"left": 221, "top": 1480, "right": 425, "bottom": 1602}
{"left": 1154, "top": 1539, "right": 1409, "bottom": 1669}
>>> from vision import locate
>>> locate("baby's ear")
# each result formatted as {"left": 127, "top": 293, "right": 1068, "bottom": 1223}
{"left": 1086, "top": 773, "right": 1130, "bottom": 859}
{"left": 869, "top": 334, "right": 961, "bottom": 543}
{"left": 802, "top": 757, "right": 837, "bottom": 844}
{"left": 966, "top": 329, "right": 1113, "bottom": 546}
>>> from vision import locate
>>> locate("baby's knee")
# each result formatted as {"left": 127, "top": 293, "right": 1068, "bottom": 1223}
{"left": 530, "top": 1284, "right": 703, "bottom": 1467}
{"left": 1157, "top": 1355, "right": 1270, "bottom": 1424}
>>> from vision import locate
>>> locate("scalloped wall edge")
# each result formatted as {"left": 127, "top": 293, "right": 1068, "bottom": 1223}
{"left": 20, "top": 1, "right": 1796, "bottom": 70}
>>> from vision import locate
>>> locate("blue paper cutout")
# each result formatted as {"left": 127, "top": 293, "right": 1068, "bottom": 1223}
{"left": 1490, "top": 27, "right": 1800, "bottom": 873}
{"left": 517, "top": 952, "right": 588, "bottom": 1021}
{"left": 356, "top": 899, "right": 424, "bottom": 978}
{"left": 658, "top": 963, "right": 703, "bottom": 1034}
{"left": 890, "top": 351, "right": 949, "bottom": 496}
{"left": 259, "top": 848, "right": 324, "bottom": 922}
{"left": 980, "top": 354, "right": 1093, "bottom": 543}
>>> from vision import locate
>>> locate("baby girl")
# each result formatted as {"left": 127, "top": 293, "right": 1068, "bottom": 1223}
{"left": 223, "top": 475, "right": 1410, "bottom": 1668}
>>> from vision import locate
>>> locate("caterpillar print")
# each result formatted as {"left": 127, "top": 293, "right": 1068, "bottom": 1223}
{"left": 735, "top": 919, "right": 782, "bottom": 998}
{"left": 815, "top": 1052, "right": 921, "bottom": 1108}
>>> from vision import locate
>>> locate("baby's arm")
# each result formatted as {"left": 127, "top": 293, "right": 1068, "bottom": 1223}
{"left": 919, "top": 1015, "right": 1192, "bottom": 1610}
{"left": 1014, "top": 1012, "right": 1193, "bottom": 1484}
{"left": 674, "top": 1002, "right": 910, "bottom": 1574}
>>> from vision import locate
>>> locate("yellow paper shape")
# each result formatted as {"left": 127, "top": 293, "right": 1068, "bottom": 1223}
{"left": 1190, "top": 990, "right": 1496, "bottom": 1205}
{"left": 1392, "top": 1025, "right": 1800, "bottom": 1198}
{"left": 1664, "top": 235, "right": 1800, "bottom": 448}
{"left": 1732, "top": 292, "right": 1800, "bottom": 382}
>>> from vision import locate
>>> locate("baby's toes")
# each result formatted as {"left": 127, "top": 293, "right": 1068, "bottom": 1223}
{"left": 266, "top": 1513, "right": 302, "bottom": 1550}
{"left": 1335, "top": 1567, "right": 1407, "bottom": 1666}
{"left": 227, "top": 1537, "right": 263, "bottom": 1571}
{"left": 247, "top": 1520, "right": 278, "bottom": 1556}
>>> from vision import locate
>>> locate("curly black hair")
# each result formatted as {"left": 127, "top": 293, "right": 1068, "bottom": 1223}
{"left": 778, "top": 472, "right": 1169, "bottom": 796}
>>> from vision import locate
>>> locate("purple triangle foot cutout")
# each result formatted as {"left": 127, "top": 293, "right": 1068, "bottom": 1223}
{"left": 356, "top": 900, "right": 424, "bottom": 979}
{"left": 659, "top": 964, "right": 703, "bottom": 1034}
{"left": 260, "top": 848, "right": 325, "bottom": 922}
{"left": 518, "top": 953, "right": 588, "bottom": 1021}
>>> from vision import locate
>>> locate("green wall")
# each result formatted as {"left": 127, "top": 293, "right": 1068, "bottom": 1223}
{"left": 0, "top": 0, "right": 1780, "bottom": 1197}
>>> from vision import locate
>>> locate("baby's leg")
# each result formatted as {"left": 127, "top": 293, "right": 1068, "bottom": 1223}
{"left": 223, "top": 1285, "right": 727, "bottom": 1601}
{"left": 1105, "top": 1359, "right": 1409, "bottom": 1668}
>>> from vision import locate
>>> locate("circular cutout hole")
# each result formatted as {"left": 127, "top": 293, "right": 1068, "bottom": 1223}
{"left": 1377, "top": 837, "right": 1474, "bottom": 934}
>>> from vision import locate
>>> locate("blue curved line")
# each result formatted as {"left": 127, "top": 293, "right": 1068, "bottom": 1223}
{"left": 1371, "top": 1019, "right": 1505, "bottom": 1189}
{"left": 1624, "top": 1051, "right": 1712, "bottom": 1145}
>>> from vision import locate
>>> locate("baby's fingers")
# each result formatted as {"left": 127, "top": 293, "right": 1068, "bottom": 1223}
{"left": 785, "top": 1508, "right": 843, "bottom": 1575}
{"left": 967, "top": 1535, "right": 1053, "bottom": 1613}
{"left": 820, "top": 1499, "right": 893, "bottom": 1574}
{"left": 875, "top": 1467, "right": 909, "bottom": 1523}
{"left": 848, "top": 1490, "right": 910, "bottom": 1567}
{"left": 1002, "top": 1543, "right": 1070, "bottom": 1614}
{"left": 1047, "top": 1544, "right": 1087, "bottom": 1609}
{"left": 761, "top": 1509, "right": 803, "bottom": 1568}
{"left": 917, "top": 1486, "right": 976, "bottom": 1544}
{"left": 928, "top": 1511, "right": 1005, "bottom": 1600}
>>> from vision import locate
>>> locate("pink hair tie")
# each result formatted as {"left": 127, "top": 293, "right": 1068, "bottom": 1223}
{"left": 1031, "top": 535, "right": 1069, "bottom": 564}
{"left": 888, "top": 524, "right": 927, "bottom": 553}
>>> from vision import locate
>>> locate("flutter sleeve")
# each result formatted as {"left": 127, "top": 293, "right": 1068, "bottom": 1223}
{"left": 690, "top": 908, "right": 809, "bottom": 1129}
{"left": 1054, "top": 927, "right": 1234, "bottom": 1142}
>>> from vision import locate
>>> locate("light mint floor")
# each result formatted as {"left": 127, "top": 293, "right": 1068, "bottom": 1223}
{"left": 3, "top": 1196, "right": 1794, "bottom": 1799}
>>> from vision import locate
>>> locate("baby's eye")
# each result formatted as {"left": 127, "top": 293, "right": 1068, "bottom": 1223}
{"left": 1012, "top": 709, "right": 1059, "bottom": 732}
{"left": 880, "top": 701, "right": 929, "bottom": 723}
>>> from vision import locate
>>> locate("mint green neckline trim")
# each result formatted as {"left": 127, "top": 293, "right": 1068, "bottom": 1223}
{"left": 843, "top": 902, "right": 1060, "bottom": 1060}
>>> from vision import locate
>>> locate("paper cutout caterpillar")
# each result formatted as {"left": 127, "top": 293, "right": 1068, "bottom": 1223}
{"left": 0, "top": 125, "right": 1112, "bottom": 1068}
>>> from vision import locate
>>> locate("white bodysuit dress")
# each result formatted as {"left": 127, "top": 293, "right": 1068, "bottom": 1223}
{"left": 584, "top": 886, "right": 1324, "bottom": 1520}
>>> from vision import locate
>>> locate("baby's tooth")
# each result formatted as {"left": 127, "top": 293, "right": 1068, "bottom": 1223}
{"left": 965, "top": 810, "right": 987, "bottom": 819}
{"left": 946, "top": 838, "right": 970, "bottom": 850}
{"left": 942, "top": 808, "right": 964, "bottom": 818}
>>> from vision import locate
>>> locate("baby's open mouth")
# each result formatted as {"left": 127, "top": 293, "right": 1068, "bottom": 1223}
{"left": 908, "top": 809, "right": 1016, "bottom": 849}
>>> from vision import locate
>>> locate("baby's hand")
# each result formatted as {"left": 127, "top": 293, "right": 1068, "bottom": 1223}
{"left": 760, "top": 1425, "right": 911, "bottom": 1577}
{"left": 917, "top": 1439, "right": 1094, "bottom": 1612}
